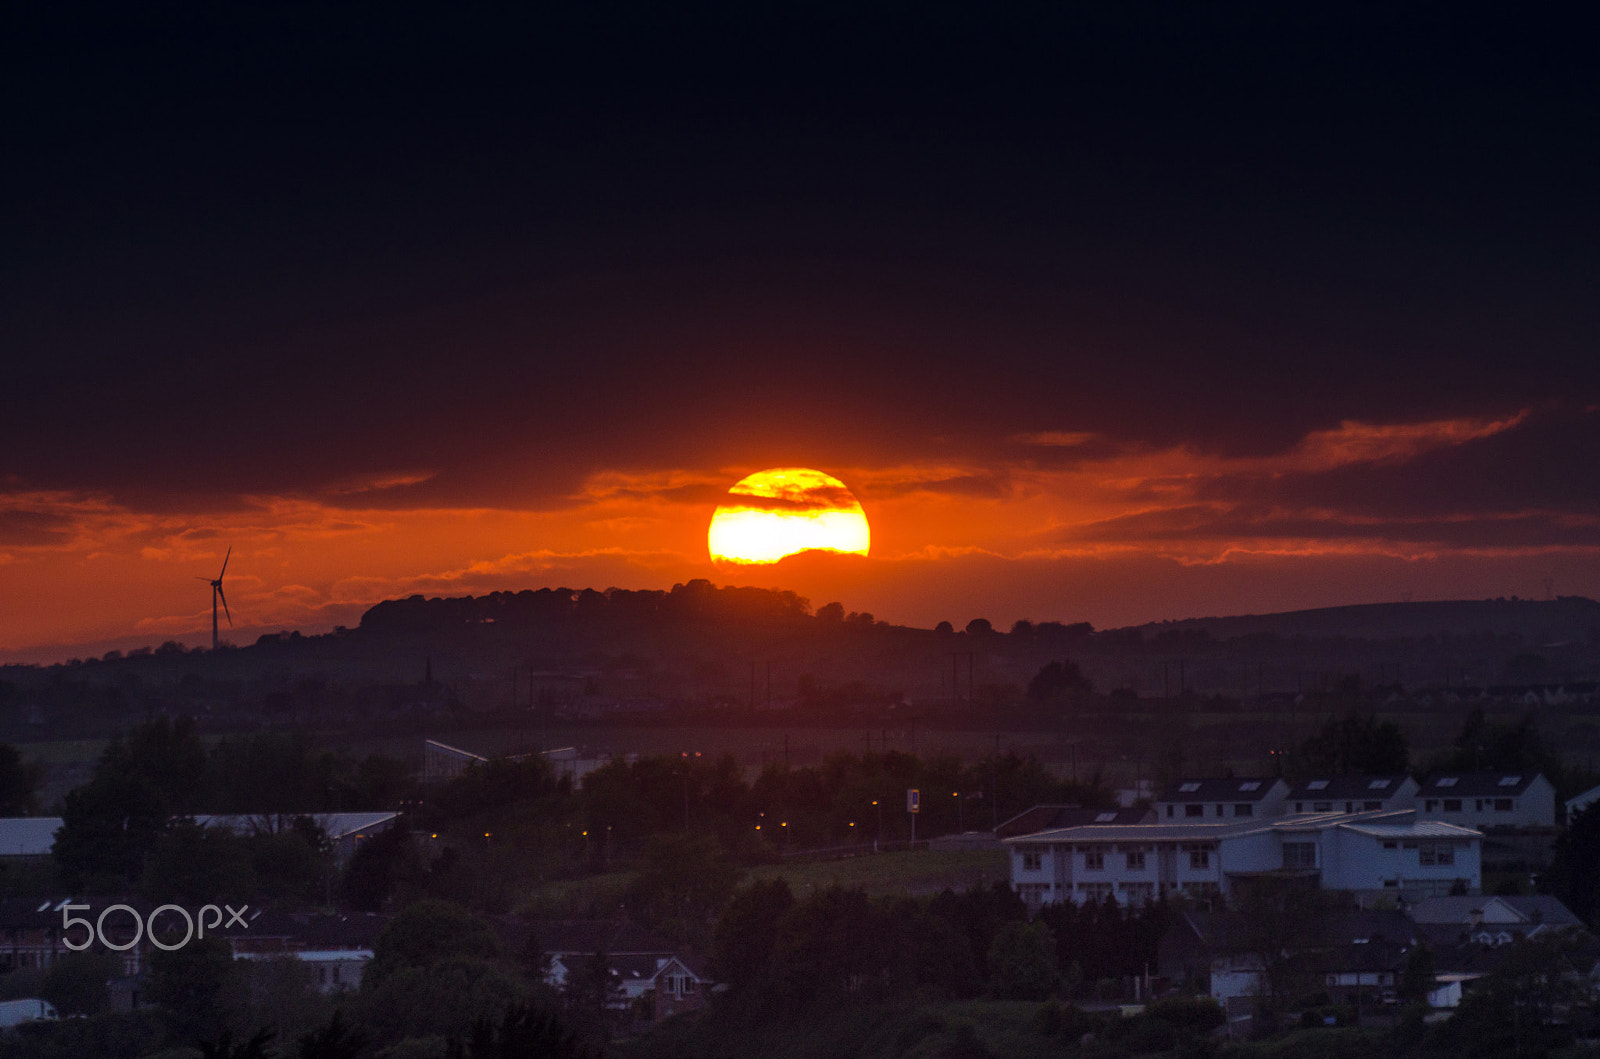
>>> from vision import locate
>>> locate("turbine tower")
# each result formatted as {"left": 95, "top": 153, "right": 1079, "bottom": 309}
{"left": 198, "top": 547, "right": 232, "bottom": 652}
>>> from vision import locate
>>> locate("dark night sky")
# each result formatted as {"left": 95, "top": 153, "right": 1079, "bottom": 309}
{"left": 4, "top": 5, "right": 1599, "bottom": 657}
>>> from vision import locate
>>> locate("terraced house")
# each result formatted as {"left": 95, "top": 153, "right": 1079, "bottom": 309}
{"left": 1007, "top": 808, "right": 1481, "bottom": 910}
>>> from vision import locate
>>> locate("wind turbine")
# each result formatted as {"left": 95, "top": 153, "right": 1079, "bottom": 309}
{"left": 198, "top": 547, "right": 232, "bottom": 652}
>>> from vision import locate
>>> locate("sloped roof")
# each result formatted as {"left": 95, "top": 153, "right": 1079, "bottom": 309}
{"left": 1417, "top": 772, "right": 1546, "bottom": 797}
{"left": 1285, "top": 775, "right": 1414, "bottom": 800}
{"left": 1408, "top": 894, "right": 1582, "bottom": 928}
{"left": 1335, "top": 821, "right": 1482, "bottom": 840}
{"left": 1008, "top": 808, "right": 1442, "bottom": 845}
{"left": 997, "top": 805, "right": 1153, "bottom": 839}
{"left": 196, "top": 812, "right": 399, "bottom": 841}
{"left": 1156, "top": 778, "right": 1285, "bottom": 803}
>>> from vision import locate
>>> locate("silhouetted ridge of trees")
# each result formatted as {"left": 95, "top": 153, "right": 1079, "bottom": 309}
{"left": 358, "top": 581, "right": 814, "bottom": 634}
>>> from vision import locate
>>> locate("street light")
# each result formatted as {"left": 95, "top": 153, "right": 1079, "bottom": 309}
{"left": 872, "top": 800, "right": 883, "bottom": 851}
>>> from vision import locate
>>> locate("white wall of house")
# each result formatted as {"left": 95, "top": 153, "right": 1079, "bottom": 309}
{"left": 1009, "top": 814, "right": 1482, "bottom": 908}
{"left": 1418, "top": 775, "right": 1556, "bottom": 830}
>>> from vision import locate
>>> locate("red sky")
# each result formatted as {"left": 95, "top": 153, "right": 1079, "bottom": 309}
{"left": 4, "top": 8, "right": 1599, "bottom": 661}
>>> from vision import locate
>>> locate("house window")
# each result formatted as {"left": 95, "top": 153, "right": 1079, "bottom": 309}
{"left": 1239, "top": 781, "right": 1261, "bottom": 792}
{"left": 1078, "top": 882, "right": 1114, "bottom": 900}
{"left": 1436, "top": 777, "right": 1458, "bottom": 787}
{"left": 1282, "top": 842, "right": 1316, "bottom": 869}
{"left": 1419, "top": 843, "right": 1455, "bottom": 866}
{"left": 1424, "top": 800, "right": 1437, "bottom": 812}
{"left": 1443, "top": 800, "right": 1462, "bottom": 812}
{"left": 1364, "top": 801, "right": 1382, "bottom": 810}
{"left": 1167, "top": 805, "right": 1175, "bottom": 818}
{"left": 1345, "top": 802, "right": 1355, "bottom": 813}
{"left": 1313, "top": 801, "right": 1332, "bottom": 812}
{"left": 1179, "top": 782, "right": 1201, "bottom": 792}
{"left": 1189, "top": 849, "right": 1210, "bottom": 869}
{"left": 1234, "top": 804, "right": 1253, "bottom": 817}
{"left": 1368, "top": 779, "right": 1391, "bottom": 790}
{"left": 1083, "top": 849, "right": 1104, "bottom": 870}
{"left": 1185, "top": 804, "right": 1205, "bottom": 818}
{"left": 1022, "top": 850, "right": 1042, "bottom": 871}
{"left": 1495, "top": 799, "right": 1513, "bottom": 811}
{"left": 1382, "top": 841, "right": 1398, "bottom": 850}
{"left": 1295, "top": 802, "right": 1304, "bottom": 812}
{"left": 1126, "top": 850, "right": 1146, "bottom": 871}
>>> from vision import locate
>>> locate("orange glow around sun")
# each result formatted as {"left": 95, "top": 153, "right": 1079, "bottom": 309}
{"left": 708, "top": 468, "right": 870, "bottom": 564}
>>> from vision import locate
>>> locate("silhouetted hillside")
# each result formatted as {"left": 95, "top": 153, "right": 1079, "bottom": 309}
{"left": 1131, "top": 597, "right": 1600, "bottom": 646}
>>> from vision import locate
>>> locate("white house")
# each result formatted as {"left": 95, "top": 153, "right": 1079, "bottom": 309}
{"left": 1285, "top": 775, "right": 1418, "bottom": 815}
{"left": 1415, "top": 772, "right": 1556, "bottom": 830}
{"left": 1007, "top": 809, "right": 1481, "bottom": 910}
{"left": 1155, "top": 778, "right": 1289, "bottom": 822}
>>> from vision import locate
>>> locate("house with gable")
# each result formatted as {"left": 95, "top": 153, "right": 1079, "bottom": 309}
{"left": 1286, "top": 775, "right": 1417, "bottom": 815}
{"left": 1155, "top": 778, "right": 1288, "bottom": 822}
{"left": 535, "top": 919, "right": 713, "bottom": 1020}
{"left": 1416, "top": 772, "right": 1556, "bottom": 830}
{"left": 1406, "top": 894, "right": 1584, "bottom": 948}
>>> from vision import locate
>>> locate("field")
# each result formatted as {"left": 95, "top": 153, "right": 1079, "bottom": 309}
{"left": 748, "top": 849, "right": 1010, "bottom": 898}
{"left": 514, "top": 849, "right": 1010, "bottom": 919}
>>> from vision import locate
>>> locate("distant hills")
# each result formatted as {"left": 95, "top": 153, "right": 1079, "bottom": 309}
{"left": 1131, "top": 597, "right": 1600, "bottom": 647}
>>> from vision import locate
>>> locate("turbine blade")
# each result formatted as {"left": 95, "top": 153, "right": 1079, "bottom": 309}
{"left": 217, "top": 584, "right": 232, "bottom": 626}
{"left": 218, "top": 546, "right": 231, "bottom": 580}
{"left": 196, "top": 576, "right": 214, "bottom": 582}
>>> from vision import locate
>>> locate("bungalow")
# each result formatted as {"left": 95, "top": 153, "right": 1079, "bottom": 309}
{"left": 1415, "top": 772, "right": 1556, "bottom": 830}
{"left": 1406, "top": 894, "right": 1583, "bottom": 948}
{"left": 537, "top": 919, "right": 713, "bottom": 1020}
{"left": 1159, "top": 910, "right": 1421, "bottom": 1008}
{"left": 1155, "top": 779, "right": 1289, "bottom": 822}
{"left": 1285, "top": 775, "right": 1417, "bottom": 816}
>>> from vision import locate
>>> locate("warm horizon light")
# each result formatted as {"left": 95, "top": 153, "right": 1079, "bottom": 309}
{"left": 708, "top": 468, "right": 871, "bottom": 565}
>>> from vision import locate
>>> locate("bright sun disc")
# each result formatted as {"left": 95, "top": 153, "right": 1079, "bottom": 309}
{"left": 708, "top": 468, "right": 870, "bottom": 564}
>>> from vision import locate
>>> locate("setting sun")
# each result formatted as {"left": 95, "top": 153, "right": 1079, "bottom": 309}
{"left": 708, "top": 468, "right": 871, "bottom": 564}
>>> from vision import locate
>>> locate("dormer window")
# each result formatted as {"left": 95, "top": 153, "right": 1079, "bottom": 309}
{"left": 1095, "top": 812, "right": 1117, "bottom": 822}
{"left": 1436, "top": 777, "right": 1458, "bottom": 787}
{"left": 1367, "top": 779, "right": 1391, "bottom": 790}
{"left": 1498, "top": 776, "right": 1521, "bottom": 786}
{"left": 1238, "top": 781, "right": 1261, "bottom": 792}
{"left": 1306, "top": 780, "right": 1329, "bottom": 790}
{"left": 1178, "top": 782, "right": 1201, "bottom": 793}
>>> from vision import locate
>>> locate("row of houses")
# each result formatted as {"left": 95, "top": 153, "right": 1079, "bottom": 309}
{"left": 1008, "top": 807, "right": 1483, "bottom": 910}
{"left": 1151, "top": 771, "right": 1558, "bottom": 830}
{"left": 1002, "top": 772, "right": 1568, "bottom": 912}
{"left": 0, "top": 898, "right": 713, "bottom": 1024}
{"left": 1160, "top": 894, "right": 1594, "bottom": 1015}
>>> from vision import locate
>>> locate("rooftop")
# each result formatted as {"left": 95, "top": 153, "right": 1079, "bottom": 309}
{"left": 1417, "top": 772, "right": 1546, "bottom": 797}
{"left": 1155, "top": 778, "right": 1285, "bottom": 803}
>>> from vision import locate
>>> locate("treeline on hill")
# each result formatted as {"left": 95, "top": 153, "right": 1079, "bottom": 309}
{"left": 358, "top": 581, "right": 816, "bottom": 633}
